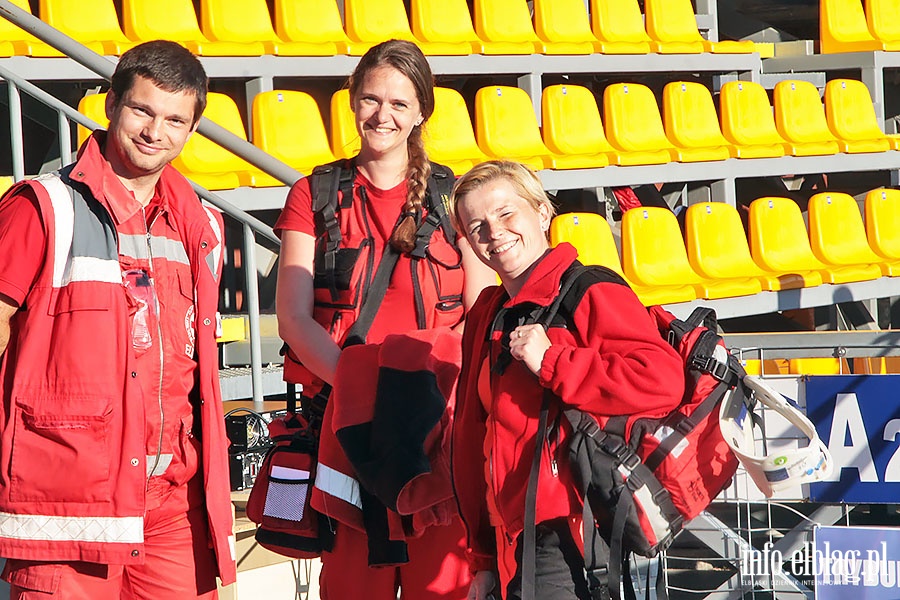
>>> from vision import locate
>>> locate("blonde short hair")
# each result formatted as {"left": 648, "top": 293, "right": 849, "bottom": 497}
{"left": 448, "top": 160, "right": 556, "bottom": 234}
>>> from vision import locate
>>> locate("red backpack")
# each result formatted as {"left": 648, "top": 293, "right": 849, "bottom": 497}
{"left": 522, "top": 263, "right": 751, "bottom": 600}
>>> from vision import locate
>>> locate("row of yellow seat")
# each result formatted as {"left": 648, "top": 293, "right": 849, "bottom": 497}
{"left": 821, "top": 0, "right": 900, "bottom": 53}
{"left": 741, "top": 356, "right": 900, "bottom": 376}
{"left": 0, "top": 0, "right": 759, "bottom": 58}
{"left": 549, "top": 188, "right": 900, "bottom": 306}
{"left": 76, "top": 74, "right": 897, "bottom": 189}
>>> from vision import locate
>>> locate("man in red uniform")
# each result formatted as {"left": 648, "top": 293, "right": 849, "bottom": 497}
{"left": 0, "top": 40, "right": 236, "bottom": 598}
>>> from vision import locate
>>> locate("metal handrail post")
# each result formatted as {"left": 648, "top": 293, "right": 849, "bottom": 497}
{"left": 7, "top": 81, "right": 24, "bottom": 181}
{"left": 243, "top": 223, "right": 264, "bottom": 410}
{"left": 58, "top": 113, "right": 72, "bottom": 166}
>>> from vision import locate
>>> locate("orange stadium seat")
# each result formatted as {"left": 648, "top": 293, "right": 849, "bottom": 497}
{"left": 808, "top": 192, "right": 888, "bottom": 278}
{"left": 472, "top": 0, "right": 544, "bottom": 54}
{"left": 718, "top": 80, "right": 789, "bottom": 159}
{"left": 773, "top": 80, "right": 841, "bottom": 157}
{"left": 251, "top": 90, "right": 336, "bottom": 183}
{"left": 423, "top": 87, "right": 490, "bottom": 176}
{"left": 549, "top": 212, "right": 624, "bottom": 276}
{"left": 274, "top": 0, "right": 353, "bottom": 54}
{"left": 410, "top": 0, "right": 488, "bottom": 54}
{"left": 644, "top": 0, "right": 757, "bottom": 54}
{"left": 532, "top": 0, "right": 601, "bottom": 55}
{"left": 824, "top": 79, "right": 899, "bottom": 153}
{"left": 602, "top": 83, "right": 677, "bottom": 166}
{"left": 123, "top": 0, "right": 265, "bottom": 56}
{"left": 662, "top": 81, "right": 736, "bottom": 162}
{"left": 865, "top": 188, "right": 900, "bottom": 264}
{"left": 344, "top": 0, "right": 476, "bottom": 55}
{"left": 0, "top": 0, "right": 62, "bottom": 57}
{"left": 589, "top": 0, "right": 653, "bottom": 54}
{"left": 40, "top": 0, "right": 137, "bottom": 55}
{"left": 541, "top": 84, "right": 612, "bottom": 169}
{"left": 820, "top": 0, "right": 900, "bottom": 53}
{"left": 749, "top": 196, "right": 879, "bottom": 285}
{"left": 474, "top": 86, "right": 559, "bottom": 170}
{"left": 685, "top": 202, "right": 814, "bottom": 291}
{"left": 200, "top": 0, "right": 338, "bottom": 55}
{"left": 329, "top": 89, "right": 360, "bottom": 160}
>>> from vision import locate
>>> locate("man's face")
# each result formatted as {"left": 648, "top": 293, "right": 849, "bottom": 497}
{"left": 105, "top": 75, "right": 198, "bottom": 180}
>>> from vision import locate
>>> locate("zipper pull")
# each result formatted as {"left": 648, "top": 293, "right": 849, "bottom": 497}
{"left": 550, "top": 457, "right": 558, "bottom": 478}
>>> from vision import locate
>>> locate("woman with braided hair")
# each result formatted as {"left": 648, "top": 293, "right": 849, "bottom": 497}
{"left": 275, "top": 40, "right": 495, "bottom": 599}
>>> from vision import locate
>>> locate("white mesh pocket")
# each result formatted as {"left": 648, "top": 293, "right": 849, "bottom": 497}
{"left": 263, "top": 480, "right": 309, "bottom": 522}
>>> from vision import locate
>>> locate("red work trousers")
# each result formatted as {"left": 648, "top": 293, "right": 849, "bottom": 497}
{"left": 320, "top": 517, "right": 471, "bottom": 600}
{"left": 1, "top": 488, "right": 218, "bottom": 599}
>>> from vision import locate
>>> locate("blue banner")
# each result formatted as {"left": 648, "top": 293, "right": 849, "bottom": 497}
{"left": 815, "top": 526, "right": 900, "bottom": 599}
{"left": 807, "top": 375, "right": 900, "bottom": 503}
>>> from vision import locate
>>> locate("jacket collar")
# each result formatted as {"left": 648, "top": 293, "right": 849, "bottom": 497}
{"left": 503, "top": 242, "right": 578, "bottom": 309}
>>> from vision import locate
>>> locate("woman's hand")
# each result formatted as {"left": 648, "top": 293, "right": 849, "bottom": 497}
{"left": 467, "top": 570, "right": 498, "bottom": 600}
{"left": 510, "top": 324, "right": 551, "bottom": 376}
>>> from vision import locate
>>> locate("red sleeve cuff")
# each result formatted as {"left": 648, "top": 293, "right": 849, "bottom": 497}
{"left": 539, "top": 343, "right": 565, "bottom": 387}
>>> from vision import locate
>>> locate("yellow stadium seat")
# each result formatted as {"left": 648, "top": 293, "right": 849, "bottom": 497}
{"left": 741, "top": 358, "right": 790, "bottom": 375}
{"left": 171, "top": 92, "right": 262, "bottom": 190}
{"left": 773, "top": 80, "right": 841, "bottom": 157}
{"left": 662, "top": 81, "right": 736, "bottom": 162}
{"left": 0, "top": 0, "right": 62, "bottom": 57}
{"left": 602, "top": 83, "right": 677, "bottom": 166}
{"left": 820, "top": 0, "right": 900, "bottom": 53}
{"left": 200, "top": 0, "right": 337, "bottom": 56}
{"left": 854, "top": 356, "right": 900, "bottom": 374}
{"left": 76, "top": 93, "right": 109, "bottom": 149}
{"left": 540, "top": 85, "right": 612, "bottom": 169}
{"left": 532, "top": 0, "right": 601, "bottom": 55}
{"left": 622, "top": 207, "right": 761, "bottom": 301}
{"left": 867, "top": 0, "right": 900, "bottom": 44}
{"left": 644, "top": 0, "right": 757, "bottom": 54}
{"left": 423, "top": 87, "right": 491, "bottom": 176}
{"left": 472, "top": 0, "right": 544, "bottom": 54}
{"left": 0, "top": 177, "right": 14, "bottom": 197}
{"left": 549, "top": 213, "right": 624, "bottom": 276}
{"left": 123, "top": 0, "right": 263, "bottom": 55}
{"left": 788, "top": 357, "right": 850, "bottom": 375}
{"left": 40, "top": 0, "right": 137, "bottom": 55}
{"left": 329, "top": 89, "right": 361, "bottom": 160}
{"left": 685, "top": 202, "right": 815, "bottom": 291}
{"left": 718, "top": 81, "right": 789, "bottom": 159}
{"left": 825, "top": 79, "right": 898, "bottom": 153}
{"left": 865, "top": 188, "right": 900, "bottom": 262}
{"left": 274, "top": 0, "right": 353, "bottom": 54}
{"left": 251, "top": 91, "right": 336, "bottom": 184}
{"left": 808, "top": 192, "right": 888, "bottom": 278}
{"left": 345, "top": 0, "right": 476, "bottom": 55}
{"left": 410, "top": 0, "right": 492, "bottom": 54}
{"left": 589, "top": 0, "right": 653, "bottom": 54}
{"left": 749, "top": 196, "right": 878, "bottom": 285}
{"left": 475, "top": 86, "right": 572, "bottom": 171}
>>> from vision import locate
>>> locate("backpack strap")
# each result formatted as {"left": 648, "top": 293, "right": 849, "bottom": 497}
{"left": 311, "top": 159, "right": 355, "bottom": 302}
{"left": 411, "top": 162, "right": 458, "bottom": 259}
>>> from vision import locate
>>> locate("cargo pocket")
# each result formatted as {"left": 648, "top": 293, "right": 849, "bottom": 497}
{"left": 10, "top": 398, "right": 113, "bottom": 503}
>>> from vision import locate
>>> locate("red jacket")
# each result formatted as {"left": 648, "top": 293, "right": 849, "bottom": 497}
{"left": 451, "top": 243, "right": 684, "bottom": 573}
{"left": 0, "top": 140, "right": 237, "bottom": 584}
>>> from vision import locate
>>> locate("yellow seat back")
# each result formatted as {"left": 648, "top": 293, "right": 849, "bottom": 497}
{"left": 749, "top": 196, "right": 828, "bottom": 273}
{"left": 274, "top": 0, "right": 352, "bottom": 49}
{"left": 123, "top": 0, "right": 205, "bottom": 44}
{"left": 329, "top": 89, "right": 361, "bottom": 160}
{"left": 0, "top": 0, "right": 62, "bottom": 57}
{"left": 532, "top": 0, "right": 597, "bottom": 54}
{"left": 789, "top": 357, "right": 850, "bottom": 375}
{"left": 824, "top": 79, "right": 891, "bottom": 152}
{"left": 0, "top": 176, "right": 14, "bottom": 197}
{"left": 809, "top": 192, "right": 883, "bottom": 266}
{"left": 718, "top": 80, "right": 787, "bottom": 158}
{"left": 662, "top": 81, "right": 733, "bottom": 161}
{"left": 201, "top": 0, "right": 279, "bottom": 45}
{"left": 602, "top": 83, "right": 674, "bottom": 156}
{"left": 644, "top": 0, "right": 705, "bottom": 53}
{"left": 685, "top": 202, "right": 763, "bottom": 279}
{"left": 549, "top": 213, "right": 623, "bottom": 276}
{"left": 774, "top": 80, "right": 840, "bottom": 155}
{"left": 472, "top": 0, "right": 541, "bottom": 50}
{"left": 251, "top": 90, "right": 336, "bottom": 176}
{"left": 77, "top": 93, "right": 109, "bottom": 148}
{"left": 344, "top": 0, "right": 416, "bottom": 47}
{"left": 411, "top": 0, "right": 482, "bottom": 47}
{"left": 423, "top": 87, "right": 489, "bottom": 176}
{"left": 865, "top": 188, "right": 900, "bottom": 260}
{"left": 867, "top": 0, "right": 900, "bottom": 42}
{"left": 820, "top": 0, "right": 881, "bottom": 53}
{"left": 541, "top": 84, "right": 614, "bottom": 157}
{"left": 474, "top": 86, "right": 552, "bottom": 171}
{"left": 40, "top": 0, "right": 135, "bottom": 54}
{"left": 621, "top": 207, "right": 703, "bottom": 287}
{"left": 589, "top": 0, "right": 652, "bottom": 53}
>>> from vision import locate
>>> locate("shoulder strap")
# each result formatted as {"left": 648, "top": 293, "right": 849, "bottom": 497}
{"left": 311, "top": 160, "right": 355, "bottom": 302}
{"left": 410, "top": 162, "right": 458, "bottom": 259}
{"left": 341, "top": 243, "right": 401, "bottom": 348}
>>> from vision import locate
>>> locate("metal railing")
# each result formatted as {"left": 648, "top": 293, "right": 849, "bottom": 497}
{"left": 0, "top": 0, "right": 303, "bottom": 408}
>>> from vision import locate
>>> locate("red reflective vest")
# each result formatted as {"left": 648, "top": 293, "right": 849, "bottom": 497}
{"left": 0, "top": 159, "right": 237, "bottom": 584}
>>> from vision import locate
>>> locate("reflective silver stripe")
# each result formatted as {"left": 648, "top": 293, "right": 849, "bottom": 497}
{"left": 0, "top": 511, "right": 143, "bottom": 544}
{"left": 201, "top": 206, "right": 222, "bottom": 281}
{"left": 34, "top": 174, "right": 75, "bottom": 289}
{"left": 146, "top": 453, "right": 173, "bottom": 477}
{"left": 61, "top": 256, "right": 121, "bottom": 286}
{"left": 118, "top": 232, "right": 190, "bottom": 265}
{"left": 315, "top": 464, "right": 362, "bottom": 509}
